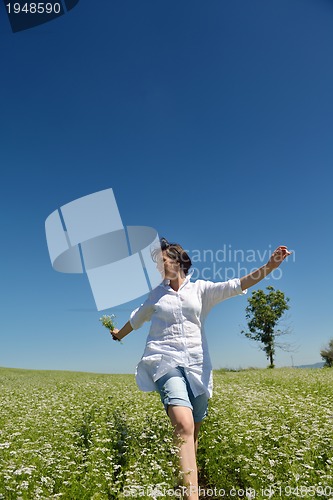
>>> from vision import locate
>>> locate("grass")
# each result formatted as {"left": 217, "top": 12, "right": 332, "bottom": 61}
{"left": 0, "top": 367, "right": 333, "bottom": 499}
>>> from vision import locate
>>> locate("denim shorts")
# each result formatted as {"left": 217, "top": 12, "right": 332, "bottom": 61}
{"left": 155, "top": 366, "right": 209, "bottom": 423}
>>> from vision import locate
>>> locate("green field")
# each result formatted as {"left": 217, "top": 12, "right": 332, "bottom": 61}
{"left": 1, "top": 367, "right": 333, "bottom": 499}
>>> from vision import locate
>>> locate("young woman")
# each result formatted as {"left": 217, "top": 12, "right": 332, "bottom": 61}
{"left": 111, "top": 238, "right": 291, "bottom": 500}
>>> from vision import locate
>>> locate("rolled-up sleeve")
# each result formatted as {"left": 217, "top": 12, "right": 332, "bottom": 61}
{"left": 202, "top": 278, "right": 247, "bottom": 315}
{"left": 129, "top": 300, "right": 155, "bottom": 330}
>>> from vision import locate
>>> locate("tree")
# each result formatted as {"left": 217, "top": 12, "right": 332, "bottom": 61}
{"left": 320, "top": 339, "right": 333, "bottom": 368}
{"left": 241, "top": 285, "right": 290, "bottom": 368}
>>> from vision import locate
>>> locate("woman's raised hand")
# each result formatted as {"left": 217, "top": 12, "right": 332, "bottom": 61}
{"left": 267, "top": 246, "right": 292, "bottom": 269}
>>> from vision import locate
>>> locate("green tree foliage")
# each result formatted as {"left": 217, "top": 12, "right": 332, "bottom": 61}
{"left": 320, "top": 338, "right": 333, "bottom": 368}
{"left": 241, "top": 286, "right": 290, "bottom": 368}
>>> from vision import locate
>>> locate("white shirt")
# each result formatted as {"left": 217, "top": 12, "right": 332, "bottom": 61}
{"left": 129, "top": 273, "right": 247, "bottom": 398}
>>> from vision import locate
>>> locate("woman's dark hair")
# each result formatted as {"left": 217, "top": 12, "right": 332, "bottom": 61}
{"left": 159, "top": 237, "right": 192, "bottom": 275}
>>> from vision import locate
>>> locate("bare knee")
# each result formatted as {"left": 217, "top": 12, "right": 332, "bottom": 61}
{"left": 168, "top": 406, "right": 195, "bottom": 438}
{"left": 175, "top": 416, "right": 194, "bottom": 438}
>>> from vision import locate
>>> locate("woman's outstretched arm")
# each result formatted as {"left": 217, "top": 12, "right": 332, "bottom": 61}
{"left": 240, "top": 245, "right": 291, "bottom": 291}
{"left": 110, "top": 321, "right": 133, "bottom": 341}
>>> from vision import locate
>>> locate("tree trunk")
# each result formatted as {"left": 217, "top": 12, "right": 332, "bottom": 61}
{"left": 269, "top": 350, "right": 274, "bottom": 368}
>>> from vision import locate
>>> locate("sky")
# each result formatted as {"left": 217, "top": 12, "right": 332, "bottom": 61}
{"left": 0, "top": 0, "right": 332, "bottom": 374}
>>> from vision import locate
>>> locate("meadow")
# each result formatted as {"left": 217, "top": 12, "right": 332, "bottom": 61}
{"left": 0, "top": 367, "right": 333, "bottom": 499}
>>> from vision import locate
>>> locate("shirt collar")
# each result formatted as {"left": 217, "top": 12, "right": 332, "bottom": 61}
{"left": 161, "top": 269, "right": 194, "bottom": 290}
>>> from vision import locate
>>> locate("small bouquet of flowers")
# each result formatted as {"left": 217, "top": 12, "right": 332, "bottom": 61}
{"left": 99, "top": 313, "right": 116, "bottom": 331}
{"left": 99, "top": 314, "right": 122, "bottom": 343}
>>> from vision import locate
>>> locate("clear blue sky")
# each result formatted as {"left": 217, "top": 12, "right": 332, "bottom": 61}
{"left": 1, "top": 0, "right": 332, "bottom": 373}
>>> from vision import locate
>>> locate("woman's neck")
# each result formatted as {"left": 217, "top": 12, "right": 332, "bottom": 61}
{"left": 169, "top": 273, "right": 186, "bottom": 291}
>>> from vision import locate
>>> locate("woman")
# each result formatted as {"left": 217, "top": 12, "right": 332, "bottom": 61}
{"left": 111, "top": 238, "right": 291, "bottom": 500}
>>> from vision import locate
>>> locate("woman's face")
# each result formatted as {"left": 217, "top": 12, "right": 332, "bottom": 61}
{"left": 162, "top": 250, "right": 180, "bottom": 280}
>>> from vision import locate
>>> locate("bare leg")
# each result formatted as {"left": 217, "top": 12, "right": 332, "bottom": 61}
{"left": 194, "top": 422, "right": 202, "bottom": 454}
{"left": 168, "top": 405, "right": 199, "bottom": 500}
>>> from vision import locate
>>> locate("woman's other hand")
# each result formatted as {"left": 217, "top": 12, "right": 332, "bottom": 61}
{"left": 110, "top": 328, "right": 121, "bottom": 342}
